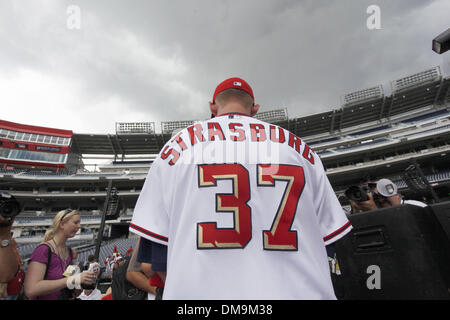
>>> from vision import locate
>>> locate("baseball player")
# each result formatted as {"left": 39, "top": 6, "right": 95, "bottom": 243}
{"left": 130, "top": 77, "right": 352, "bottom": 299}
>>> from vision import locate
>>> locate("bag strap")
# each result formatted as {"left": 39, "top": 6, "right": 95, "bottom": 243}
{"left": 44, "top": 244, "right": 52, "bottom": 280}
{"left": 42, "top": 243, "right": 73, "bottom": 280}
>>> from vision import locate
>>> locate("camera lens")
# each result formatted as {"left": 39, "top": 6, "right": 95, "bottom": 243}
{"left": 345, "top": 185, "right": 369, "bottom": 202}
{"left": 0, "top": 199, "right": 20, "bottom": 218}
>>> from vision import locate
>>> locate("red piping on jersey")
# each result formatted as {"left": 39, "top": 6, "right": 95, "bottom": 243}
{"left": 323, "top": 221, "right": 352, "bottom": 242}
{"left": 129, "top": 223, "right": 168, "bottom": 243}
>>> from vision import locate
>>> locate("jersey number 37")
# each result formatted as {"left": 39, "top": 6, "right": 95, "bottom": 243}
{"left": 197, "top": 164, "right": 305, "bottom": 251}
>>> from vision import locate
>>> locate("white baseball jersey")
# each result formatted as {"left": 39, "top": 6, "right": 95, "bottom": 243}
{"left": 130, "top": 113, "right": 352, "bottom": 299}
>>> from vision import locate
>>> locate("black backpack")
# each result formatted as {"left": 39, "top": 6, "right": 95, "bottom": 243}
{"left": 111, "top": 256, "right": 147, "bottom": 300}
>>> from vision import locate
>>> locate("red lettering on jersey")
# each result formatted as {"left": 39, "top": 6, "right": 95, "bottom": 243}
{"left": 259, "top": 164, "right": 305, "bottom": 251}
{"left": 288, "top": 133, "right": 302, "bottom": 153}
{"left": 170, "top": 132, "right": 187, "bottom": 151}
{"left": 187, "top": 124, "right": 205, "bottom": 145}
{"left": 302, "top": 144, "right": 315, "bottom": 165}
{"left": 197, "top": 164, "right": 251, "bottom": 249}
{"left": 161, "top": 145, "right": 171, "bottom": 160}
{"left": 168, "top": 149, "right": 180, "bottom": 165}
{"left": 208, "top": 122, "right": 226, "bottom": 141}
{"left": 160, "top": 145, "right": 180, "bottom": 166}
{"left": 269, "top": 125, "right": 285, "bottom": 143}
{"left": 250, "top": 123, "right": 266, "bottom": 142}
{"left": 229, "top": 123, "right": 245, "bottom": 141}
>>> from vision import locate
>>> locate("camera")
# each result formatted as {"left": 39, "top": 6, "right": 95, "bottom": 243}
{"left": 345, "top": 181, "right": 391, "bottom": 205}
{"left": 344, "top": 185, "right": 370, "bottom": 202}
{"left": 0, "top": 192, "right": 21, "bottom": 226}
{"left": 345, "top": 183, "right": 387, "bottom": 203}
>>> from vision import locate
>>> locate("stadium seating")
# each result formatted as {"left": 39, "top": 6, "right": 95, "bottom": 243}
{"left": 400, "top": 108, "right": 450, "bottom": 124}
{"left": 75, "top": 237, "right": 138, "bottom": 269}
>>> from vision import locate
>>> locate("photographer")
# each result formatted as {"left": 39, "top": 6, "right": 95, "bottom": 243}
{"left": 346, "top": 179, "right": 427, "bottom": 214}
{"left": 0, "top": 193, "right": 23, "bottom": 300}
{"left": 373, "top": 178, "right": 428, "bottom": 208}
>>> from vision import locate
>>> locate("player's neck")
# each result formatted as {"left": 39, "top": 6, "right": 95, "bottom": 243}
{"left": 216, "top": 103, "right": 251, "bottom": 117}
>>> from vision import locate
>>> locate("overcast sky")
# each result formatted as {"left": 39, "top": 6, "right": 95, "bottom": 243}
{"left": 0, "top": 0, "right": 449, "bottom": 134}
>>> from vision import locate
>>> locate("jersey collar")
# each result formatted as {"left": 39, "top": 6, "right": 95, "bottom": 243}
{"left": 214, "top": 112, "right": 253, "bottom": 118}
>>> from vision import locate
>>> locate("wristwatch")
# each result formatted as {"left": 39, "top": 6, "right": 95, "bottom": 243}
{"left": 1, "top": 239, "right": 11, "bottom": 248}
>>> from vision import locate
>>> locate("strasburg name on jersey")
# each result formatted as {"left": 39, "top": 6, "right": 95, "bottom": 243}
{"left": 158, "top": 114, "right": 315, "bottom": 167}
{"left": 129, "top": 113, "right": 352, "bottom": 299}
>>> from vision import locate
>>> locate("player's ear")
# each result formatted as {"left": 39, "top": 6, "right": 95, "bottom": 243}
{"left": 209, "top": 101, "right": 218, "bottom": 118}
{"left": 250, "top": 103, "right": 260, "bottom": 116}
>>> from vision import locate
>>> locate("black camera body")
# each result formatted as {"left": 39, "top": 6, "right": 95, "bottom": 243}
{"left": 345, "top": 184, "right": 386, "bottom": 203}
{"left": 0, "top": 192, "right": 21, "bottom": 226}
{"left": 345, "top": 185, "right": 370, "bottom": 202}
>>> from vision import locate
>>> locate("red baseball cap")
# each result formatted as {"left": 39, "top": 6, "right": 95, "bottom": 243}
{"left": 212, "top": 77, "right": 254, "bottom": 103}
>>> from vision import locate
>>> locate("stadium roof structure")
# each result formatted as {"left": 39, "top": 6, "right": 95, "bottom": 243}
{"left": 0, "top": 119, "right": 73, "bottom": 138}
{"left": 70, "top": 133, "right": 168, "bottom": 156}
{"left": 71, "top": 109, "right": 290, "bottom": 157}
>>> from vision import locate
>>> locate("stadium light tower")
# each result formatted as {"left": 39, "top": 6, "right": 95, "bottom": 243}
{"left": 432, "top": 28, "right": 450, "bottom": 54}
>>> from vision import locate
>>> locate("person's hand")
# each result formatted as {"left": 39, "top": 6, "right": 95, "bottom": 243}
{"left": 386, "top": 194, "right": 402, "bottom": 206}
{"left": 350, "top": 193, "right": 378, "bottom": 213}
{"left": 67, "top": 271, "right": 95, "bottom": 290}
{"left": 79, "top": 271, "right": 96, "bottom": 285}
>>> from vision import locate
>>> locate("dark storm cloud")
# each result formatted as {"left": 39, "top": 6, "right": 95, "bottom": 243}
{"left": 0, "top": 0, "right": 448, "bottom": 133}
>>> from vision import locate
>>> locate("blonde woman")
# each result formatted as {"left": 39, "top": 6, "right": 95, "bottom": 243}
{"left": 24, "top": 209, "right": 95, "bottom": 300}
